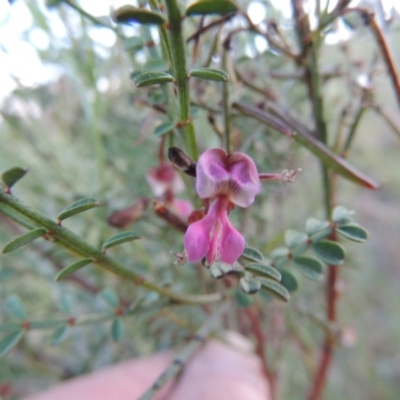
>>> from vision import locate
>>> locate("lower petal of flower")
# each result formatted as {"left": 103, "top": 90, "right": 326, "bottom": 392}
{"left": 219, "top": 212, "right": 245, "bottom": 264}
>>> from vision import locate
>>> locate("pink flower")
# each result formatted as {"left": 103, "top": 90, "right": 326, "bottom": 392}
{"left": 184, "top": 148, "right": 261, "bottom": 265}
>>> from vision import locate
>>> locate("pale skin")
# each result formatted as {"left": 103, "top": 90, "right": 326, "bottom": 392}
{"left": 24, "top": 341, "right": 270, "bottom": 400}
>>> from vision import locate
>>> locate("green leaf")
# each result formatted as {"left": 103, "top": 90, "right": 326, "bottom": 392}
{"left": 312, "top": 240, "right": 345, "bottom": 265}
{"left": 186, "top": 0, "right": 239, "bottom": 16}
{"left": 234, "top": 289, "right": 253, "bottom": 308}
{"left": 271, "top": 247, "right": 290, "bottom": 262}
{"left": 57, "top": 198, "right": 99, "bottom": 221}
{"left": 209, "top": 263, "right": 224, "bottom": 279}
{"left": 123, "top": 37, "right": 145, "bottom": 51}
{"left": 111, "top": 318, "right": 123, "bottom": 342}
{"left": 50, "top": 325, "right": 69, "bottom": 346}
{"left": 336, "top": 224, "right": 368, "bottom": 243}
{"left": 245, "top": 263, "right": 281, "bottom": 281}
{"left": 58, "top": 294, "right": 73, "bottom": 314}
{"left": 144, "top": 59, "right": 169, "bottom": 72}
{"left": 239, "top": 276, "right": 261, "bottom": 294}
{"left": 332, "top": 206, "right": 354, "bottom": 224}
{"left": 240, "top": 247, "right": 264, "bottom": 263}
{"left": 305, "top": 218, "right": 330, "bottom": 235}
{"left": 135, "top": 72, "right": 174, "bottom": 87}
{"left": 55, "top": 258, "right": 93, "bottom": 282}
{"left": 112, "top": 6, "right": 165, "bottom": 25}
{"left": 102, "top": 231, "right": 141, "bottom": 250}
{"left": 1, "top": 167, "right": 28, "bottom": 190}
{"left": 4, "top": 296, "right": 25, "bottom": 319}
{"left": 0, "top": 330, "right": 24, "bottom": 358}
{"left": 285, "top": 230, "right": 308, "bottom": 249}
{"left": 2, "top": 227, "right": 46, "bottom": 254}
{"left": 189, "top": 68, "right": 229, "bottom": 82}
{"left": 100, "top": 288, "right": 119, "bottom": 309}
{"left": 278, "top": 269, "right": 298, "bottom": 292}
{"left": 293, "top": 256, "right": 324, "bottom": 280}
{"left": 258, "top": 277, "right": 290, "bottom": 302}
{"left": 154, "top": 121, "right": 175, "bottom": 137}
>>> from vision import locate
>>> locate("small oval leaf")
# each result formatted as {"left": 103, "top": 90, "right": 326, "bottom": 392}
{"left": 55, "top": 258, "right": 93, "bottom": 282}
{"left": 123, "top": 37, "right": 145, "bottom": 51}
{"left": 135, "top": 72, "right": 174, "bottom": 87}
{"left": 50, "top": 325, "right": 69, "bottom": 346}
{"left": 285, "top": 229, "right": 308, "bottom": 249}
{"left": 240, "top": 276, "right": 261, "bottom": 294}
{"left": 1, "top": 167, "right": 28, "bottom": 190}
{"left": 271, "top": 247, "right": 290, "bottom": 262}
{"left": 57, "top": 198, "right": 99, "bottom": 221}
{"left": 278, "top": 269, "right": 298, "bottom": 292}
{"left": 100, "top": 288, "right": 119, "bottom": 309}
{"left": 112, "top": 6, "right": 165, "bottom": 25}
{"left": 2, "top": 228, "right": 46, "bottom": 254}
{"left": 240, "top": 247, "right": 264, "bottom": 263}
{"left": 258, "top": 277, "right": 290, "bottom": 302}
{"left": 234, "top": 289, "right": 253, "bottom": 308}
{"left": 312, "top": 240, "right": 346, "bottom": 265}
{"left": 186, "top": 0, "right": 239, "bottom": 16}
{"left": 4, "top": 296, "right": 25, "bottom": 319}
{"left": 189, "top": 68, "right": 229, "bottom": 82}
{"left": 245, "top": 263, "right": 281, "bottom": 281}
{"left": 111, "top": 318, "right": 123, "bottom": 342}
{"left": 293, "top": 256, "right": 324, "bottom": 280}
{"left": 305, "top": 218, "right": 330, "bottom": 235}
{"left": 0, "top": 330, "right": 24, "bottom": 358}
{"left": 336, "top": 224, "right": 368, "bottom": 243}
{"left": 154, "top": 121, "right": 175, "bottom": 137}
{"left": 332, "top": 206, "right": 354, "bottom": 224}
{"left": 102, "top": 231, "right": 141, "bottom": 250}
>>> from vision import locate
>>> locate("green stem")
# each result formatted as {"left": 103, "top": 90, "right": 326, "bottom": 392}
{"left": 0, "top": 189, "right": 222, "bottom": 305}
{"left": 164, "top": 0, "right": 198, "bottom": 160}
{"left": 221, "top": 49, "right": 231, "bottom": 153}
{"left": 341, "top": 107, "right": 366, "bottom": 157}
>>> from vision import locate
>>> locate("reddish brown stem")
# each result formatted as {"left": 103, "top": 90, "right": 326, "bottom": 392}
{"left": 308, "top": 229, "right": 339, "bottom": 400}
{"left": 244, "top": 307, "right": 277, "bottom": 400}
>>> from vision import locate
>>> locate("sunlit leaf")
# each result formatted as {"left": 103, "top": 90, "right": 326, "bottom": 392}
{"left": 285, "top": 230, "right": 308, "bottom": 249}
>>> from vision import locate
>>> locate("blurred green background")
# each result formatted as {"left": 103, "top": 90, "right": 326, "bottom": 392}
{"left": 0, "top": 0, "right": 399, "bottom": 399}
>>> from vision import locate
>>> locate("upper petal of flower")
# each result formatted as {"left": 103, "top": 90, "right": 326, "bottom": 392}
{"left": 226, "top": 152, "right": 261, "bottom": 207}
{"left": 196, "top": 148, "right": 230, "bottom": 199}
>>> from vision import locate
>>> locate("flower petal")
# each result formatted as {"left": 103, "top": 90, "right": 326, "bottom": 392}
{"left": 196, "top": 148, "right": 230, "bottom": 199}
{"left": 184, "top": 202, "right": 217, "bottom": 262}
{"left": 219, "top": 213, "right": 245, "bottom": 264}
{"left": 227, "top": 153, "right": 261, "bottom": 207}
